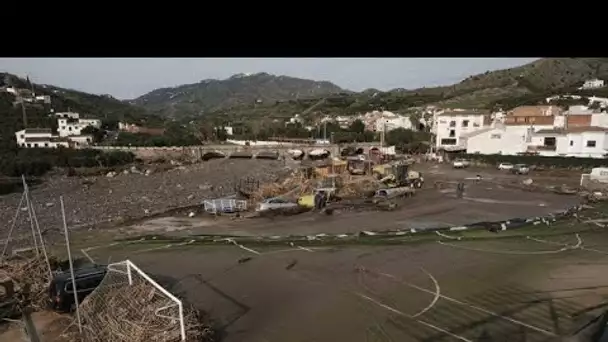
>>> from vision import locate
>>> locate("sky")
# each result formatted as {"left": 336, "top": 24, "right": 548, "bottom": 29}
{"left": 0, "top": 58, "right": 538, "bottom": 100}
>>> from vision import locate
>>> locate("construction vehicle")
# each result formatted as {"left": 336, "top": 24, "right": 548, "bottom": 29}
{"left": 346, "top": 156, "right": 373, "bottom": 175}
{"left": 374, "top": 161, "right": 424, "bottom": 189}
{"left": 297, "top": 174, "right": 342, "bottom": 208}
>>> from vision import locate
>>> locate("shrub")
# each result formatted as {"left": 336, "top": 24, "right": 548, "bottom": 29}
{"left": 0, "top": 148, "right": 135, "bottom": 177}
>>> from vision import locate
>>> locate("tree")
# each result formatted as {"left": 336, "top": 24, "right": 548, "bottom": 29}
{"left": 349, "top": 119, "right": 365, "bottom": 134}
{"left": 589, "top": 101, "right": 601, "bottom": 110}
{"left": 81, "top": 126, "right": 105, "bottom": 143}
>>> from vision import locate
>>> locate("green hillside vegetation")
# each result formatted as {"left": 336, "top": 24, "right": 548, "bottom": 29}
{"left": 138, "top": 58, "right": 608, "bottom": 122}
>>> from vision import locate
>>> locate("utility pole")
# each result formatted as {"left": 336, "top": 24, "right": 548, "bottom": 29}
{"left": 323, "top": 121, "right": 327, "bottom": 142}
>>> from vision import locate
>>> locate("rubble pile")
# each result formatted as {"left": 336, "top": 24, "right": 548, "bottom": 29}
{"left": 0, "top": 160, "right": 287, "bottom": 238}
{"left": 250, "top": 170, "right": 315, "bottom": 201}
{"left": 337, "top": 176, "right": 381, "bottom": 198}
{"left": 0, "top": 255, "right": 52, "bottom": 311}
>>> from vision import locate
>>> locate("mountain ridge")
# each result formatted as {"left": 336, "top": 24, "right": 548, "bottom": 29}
{"left": 130, "top": 72, "right": 347, "bottom": 118}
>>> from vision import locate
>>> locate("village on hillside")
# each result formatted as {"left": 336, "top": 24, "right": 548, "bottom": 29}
{"left": 4, "top": 77, "right": 608, "bottom": 160}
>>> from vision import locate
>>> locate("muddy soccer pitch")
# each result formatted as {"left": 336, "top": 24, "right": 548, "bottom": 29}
{"left": 75, "top": 203, "right": 608, "bottom": 342}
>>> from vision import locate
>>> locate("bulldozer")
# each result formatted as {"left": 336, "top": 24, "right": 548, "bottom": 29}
{"left": 374, "top": 161, "right": 424, "bottom": 189}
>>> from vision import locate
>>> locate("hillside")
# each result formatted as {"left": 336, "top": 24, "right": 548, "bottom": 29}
{"left": 130, "top": 72, "right": 347, "bottom": 118}
{"left": 0, "top": 73, "right": 160, "bottom": 153}
{"left": 134, "top": 58, "right": 608, "bottom": 121}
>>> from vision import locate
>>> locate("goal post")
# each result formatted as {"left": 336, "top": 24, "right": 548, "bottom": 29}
{"left": 79, "top": 259, "right": 187, "bottom": 341}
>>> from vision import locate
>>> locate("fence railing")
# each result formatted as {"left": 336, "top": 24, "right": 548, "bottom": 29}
{"left": 203, "top": 199, "right": 248, "bottom": 214}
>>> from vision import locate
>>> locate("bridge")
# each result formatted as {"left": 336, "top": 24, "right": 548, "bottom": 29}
{"left": 90, "top": 142, "right": 381, "bottom": 161}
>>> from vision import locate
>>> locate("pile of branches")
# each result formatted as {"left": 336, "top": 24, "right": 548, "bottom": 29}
{"left": 250, "top": 170, "right": 315, "bottom": 202}
{"left": 69, "top": 279, "right": 216, "bottom": 342}
{"left": 337, "top": 176, "right": 380, "bottom": 198}
{"left": 0, "top": 254, "right": 52, "bottom": 311}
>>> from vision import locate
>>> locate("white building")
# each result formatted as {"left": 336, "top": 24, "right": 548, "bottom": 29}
{"left": 57, "top": 112, "right": 101, "bottom": 137}
{"left": 530, "top": 126, "right": 608, "bottom": 158}
{"left": 579, "top": 78, "right": 605, "bottom": 90}
{"left": 14, "top": 128, "right": 69, "bottom": 148}
{"left": 434, "top": 110, "right": 489, "bottom": 150}
{"left": 375, "top": 115, "right": 414, "bottom": 132}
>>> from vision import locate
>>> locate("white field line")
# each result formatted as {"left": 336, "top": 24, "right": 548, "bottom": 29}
{"left": 437, "top": 240, "right": 569, "bottom": 255}
{"left": 80, "top": 249, "right": 96, "bottom": 264}
{"left": 134, "top": 240, "right": 195, "bottom": 254}
{"left": 435, "top": 231, "right": 461, "bottom": 240}
{"left": 412, "top": 268, "right": 441, "bottom": 318}
{"left": 365, "top": 269, "right": 556, "bottom": 337}
{"left": 355, "top": 293, "right": 473, "bottom": 342}
{"left": 82, "top": 242, "right": 120, "bottom": 252}
{"left": 228, "top": 239, "right": 261, "bottom": 255}
{"left": 262, "top": 247, "right": 328, "bottom": 255}
{"left": 528, "top": 233, "right": 608, "bottom": 255}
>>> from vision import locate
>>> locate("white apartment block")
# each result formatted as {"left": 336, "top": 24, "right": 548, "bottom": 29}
{"left": 434, "top": 110, "right": 489, "bottom": 150}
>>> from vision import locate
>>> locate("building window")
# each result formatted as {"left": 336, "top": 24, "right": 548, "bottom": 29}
{"left": 27, "top": 144, "right": 31, "bottom": 147}
{"left": 462, "top": 120, "right": 469, "bottom": 127}
{"left": 529, "top": 117, "right": 536, "bottom": 123}
{"left": 544, "top": 137, "right": 556, "bottom": 146}
{"left": 440, "top": 138, "right": 457, "bottom": 145}
{"left": 449, "top": 120, "right": 456, "bottom": 127}
{"left": 44, "top": 143, "right": 49, "bottom": 147}
{"left": 449, "top": 130, "right": 455, "bottom": 137}
{"left": 61, "top": 126, "right": 65, "bottom": 130}
{"left": 570, "top": 140, "right": 573, "bottom": 146}
{"left": 516, "top": 117, "right": 525, "bottom": 123}
{"left": 34, "top": 143, "right": 38, "bottom": 147}
{"left": 490, "top": 134, "right": 501, "bottom": 139}
{"left": 587, "top": 140, "right": 597, "bottom": 147}
{"left": 20, "top": 135, "right": 24, "bottom": 139}
{"left": 68, "top": 127, "right": 72, "bottom": 131}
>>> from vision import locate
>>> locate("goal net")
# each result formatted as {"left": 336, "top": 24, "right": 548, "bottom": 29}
{"left": 78, "top": 260, "right": 186, "bottom": 342}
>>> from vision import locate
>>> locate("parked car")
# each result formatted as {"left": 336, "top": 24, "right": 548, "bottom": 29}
{"left": 48, "top": 264, "right": 107, "bottom": 313}
{"left": 497, "top": 162, "right": 514, "bottom": 171}
{"left": 511, "top": 164, "right": 530, "bottom": 175}
{"left": 256, "top": 197, "right": 299, "bottom": 212}
{"left": 452, "top": 159, "right": 470, "bottom": 169}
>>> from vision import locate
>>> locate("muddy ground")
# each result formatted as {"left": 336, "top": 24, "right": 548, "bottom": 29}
{"left": 0, "top": 160, "right": 595, "bottom": 342}
{"left": 71, "top": 226, "right": 608, "bottom": 342}
{"left": 112, "top": 163, "right": 582, "bottom": 238}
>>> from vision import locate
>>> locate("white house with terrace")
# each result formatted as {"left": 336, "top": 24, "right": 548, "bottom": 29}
{"left": 463, "top": 105, "right": 608, "bottom": 158}
{"left": 15, "top": 111, "right": 100, "bottom": 149}
{"left": 14, "top": 128, "right": 69, "bottom": 148}
{"left": 55, "top": 112, "right": 101, "bottom": 137}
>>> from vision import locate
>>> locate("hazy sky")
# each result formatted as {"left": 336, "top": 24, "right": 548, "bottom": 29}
{"left": 0, "top": 58, "right": 538, "bottom": 100}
